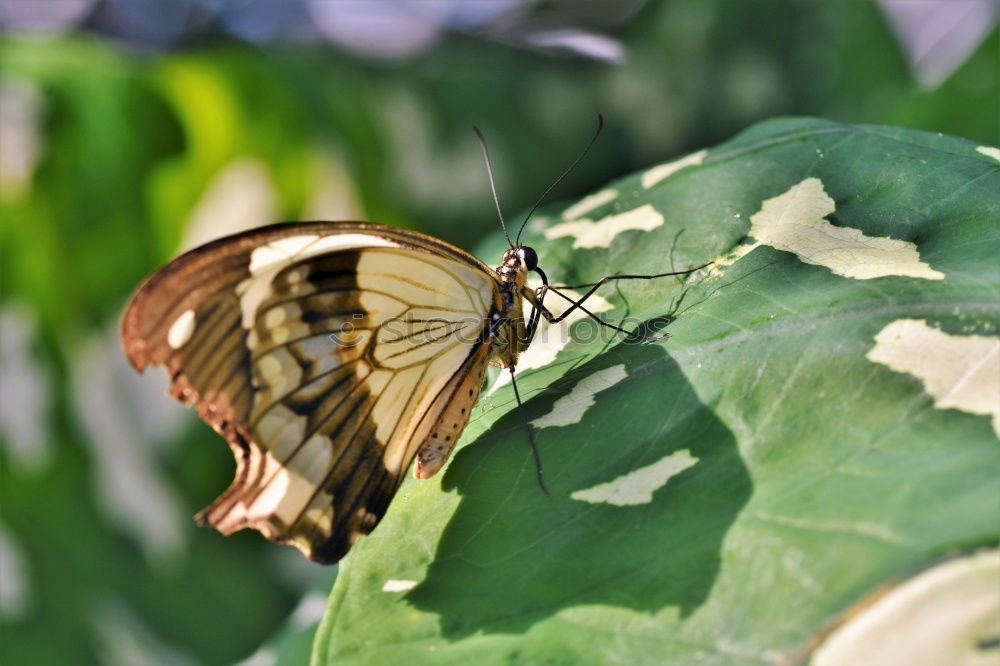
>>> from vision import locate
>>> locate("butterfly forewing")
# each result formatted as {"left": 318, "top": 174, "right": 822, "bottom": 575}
{"left": 122, "top": 222, "right": 501, "bottom": 563}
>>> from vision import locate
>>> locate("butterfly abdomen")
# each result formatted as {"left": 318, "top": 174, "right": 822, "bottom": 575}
{"left": 413, "top": 342, "right": 491, "bottom": 479}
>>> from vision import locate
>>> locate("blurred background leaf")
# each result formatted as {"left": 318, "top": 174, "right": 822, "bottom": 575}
{"left": 0, "top": 1, "right": 996, "bottom": 664}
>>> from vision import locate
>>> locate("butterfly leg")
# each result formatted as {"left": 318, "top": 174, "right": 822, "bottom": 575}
{"left": 547, "top": 262, "right": 711, "bottom": 318}
{"left": 526, "top": 266, "right": 688, "bottom": 342}
{"left": 509, "top": 366, "right": 549, "bottom": 495}
{"left": 523, "top": 284, "right": 546, "bottom": 347}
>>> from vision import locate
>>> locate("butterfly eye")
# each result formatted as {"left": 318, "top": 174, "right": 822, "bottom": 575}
{"left": 518, "top": 246, "right": 538, "bottom": 271}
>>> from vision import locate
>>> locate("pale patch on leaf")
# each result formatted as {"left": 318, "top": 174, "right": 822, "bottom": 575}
{"left": 742, "top": 177, "right": 945, "bottom": 280}
{"left": 641, "top": 149, "right": 708, "bottom": 189}
{"left": 92, "top": 598, "right": 197, "bottom": 666}
{"left": 0, "top": 523, "right": 30, "bottom": 620}
{"left": 811, "top": 549, "right": 1000, "bottom": 666}
{"left": 976, "top": 146, "right": 1000, "bottom": 163}
{"left": 0, "top": 305, "right": 50, "bottom": 472}
{"left": 72, "top": 331, "right": 188, "bottom": 566}
{"left": 0, "top": 76, "right": 43, "bottom": 202}
{"left": 291, "top": 592, "right": 329, "bottom": 627}
{"left": 487, "top": 281, "right": 612, "bottom": 395}
{"left": 302, "top": 149, "right": 364, "bottom": 221}
{"left": 561, "top": 188, "right": 618, "bottom": 221}
{"left": 701, "top": 243, "right": 757, "bottom": 280}
{"left": 531, "top": 365, "right": 627, "bottom": 429}
{"left": 545, "top": 204, "right": 664, "bottom": 249}
{"left": 382, "top": 579, "right": 418, "bottom": 592}
{"left": 866, "top": 319, "right": 1000, "bottom": 437}
{"left": 181, "top": 157, "right": 277, "bottom": 251}
{"left": 571, "top": 450, "right": 698, "bottom": 506}
{"left": 233, "top": 648, "right": 278, "bottom": 666}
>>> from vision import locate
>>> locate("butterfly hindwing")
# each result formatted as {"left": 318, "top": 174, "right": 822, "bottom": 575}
{"left": 122, "top": 222, "right": 501, "bottom": 563}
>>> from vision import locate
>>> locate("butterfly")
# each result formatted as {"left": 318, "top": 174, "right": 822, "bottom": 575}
{"left": 121, "top": 117, "right": 708, "bottom": 564}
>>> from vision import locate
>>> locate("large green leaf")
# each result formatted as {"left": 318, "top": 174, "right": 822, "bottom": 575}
{"left": 311, "top": 118, "right": 999, "bottom": 665}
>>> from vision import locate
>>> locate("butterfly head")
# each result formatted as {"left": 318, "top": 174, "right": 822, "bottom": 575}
{"left": 497, "top": 245, "right": 539, "bottom": 285}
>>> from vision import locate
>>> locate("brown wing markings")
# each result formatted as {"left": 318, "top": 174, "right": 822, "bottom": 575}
{"left": 311, "top": 365, "right": 433, "bottom": 552}
{"left": 374, "top": 317, "right": 483, "bottom": 370}
{"left": 123, "top": 222, "right": 507, "bottom": 563}
{"left": 407, "top": 251, "right": 497, "bottom": 315}
{"left": 404, "top": 251, "right": 492, "bottom": 296}
{"left": 179, "top": 297, "right": 232, "bottom": 369}
{"left": 249, "top": 323, "right": 375, "bottom": 364}
{"left": 288, "top": 382, "right": 389, "bottom": 554}
{"left": 378, "top": 318, "right": 466, "bottom": 348}
{"left": 218, "top": 364, "right": 253, "bottom": 423}
{"left": 140, "top": 267, "right": 244, "bottom": 341}
{"left": 248, "top": 346, "right": 367, "bottom": 428}
{"left": 381, "top": 364, "right": 431, "bottom": 453}
{"left": 200, "top": 334, "right": 249, "bottom": 399}
{"left": 240, "top": 361, "right": 376, "bottom": 514}
{"left": 190, "top": 317, "right": 244, "bottom": 392}
{"left": 246, "top": 363, "right": 389, "bottom": 563}
{"left": 125, "top": 220, "right": 491, "bottom": 359}
{"left": 364, "top": 271, "right": 456, "bottom": 300}
{"left": 266, "top": 284, "right": 478, "bottom": 314}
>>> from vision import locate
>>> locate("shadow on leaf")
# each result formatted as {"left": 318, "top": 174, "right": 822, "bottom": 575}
{"left": 407, "top": 338, "right": 751, "bottom": 637}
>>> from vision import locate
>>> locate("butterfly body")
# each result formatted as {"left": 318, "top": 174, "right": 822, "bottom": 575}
{"left": 123, "top": 221, "right": 539, "bottom": 563}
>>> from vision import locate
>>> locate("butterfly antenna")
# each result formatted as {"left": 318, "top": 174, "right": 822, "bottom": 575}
{"left": 515, "top": 114, "right": 604, "bottom": 246}
{"left": 473, "top": 125, "right": 514, "bottom": 249}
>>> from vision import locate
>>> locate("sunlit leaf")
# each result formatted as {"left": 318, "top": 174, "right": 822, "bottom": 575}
{"left": 312, "top": 118, "right": 1000, "bottom": 665}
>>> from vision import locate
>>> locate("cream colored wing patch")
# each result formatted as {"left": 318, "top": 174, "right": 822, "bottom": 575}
{"left": 723, "top": 178, "right": 945, "bottom": 280}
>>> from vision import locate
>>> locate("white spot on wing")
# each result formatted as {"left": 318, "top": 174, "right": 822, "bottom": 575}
{"left": 735, "top": 177, "right": 945, "bottom": 280}
{"left": 382, "top": 579, "right": 418, "bottom": 592}
{"left": 571, "top": 449, "right": 699, "bottom": 506}
{"left": 166, "top": 309, "right": 195, "bottom": 349}
{"left": 531, "top": 365, "right": 627, "bottom": 429}
{"left": 561, "top": 188, "right": 618, "bottom": 220}
{"left": 812, "top": 549, "right": 1000, "bottom": 666}
{"left": 641, "top": 149, "right": 708, "bottom": 189}
{"left": 866, "top": 319, "right": 1000, "bottom": 436}
{"left": 976, "top": 146, "right": 1000, "bottom": 162}
{"left": 545, "top": 204, "right": 664, "bottom": 249}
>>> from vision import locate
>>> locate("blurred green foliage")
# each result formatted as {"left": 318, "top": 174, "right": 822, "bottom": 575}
{"left": 0, "top": 1, "right": 996, "bottom": 663}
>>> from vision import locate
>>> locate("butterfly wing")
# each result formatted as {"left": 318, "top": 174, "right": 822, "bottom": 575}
{"left": 122, "top": 222, "right": 501, "bottom": 563}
